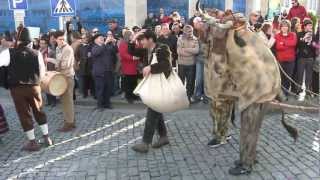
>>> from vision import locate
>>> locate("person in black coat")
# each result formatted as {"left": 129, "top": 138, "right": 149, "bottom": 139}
{"left": 157, "top": 23, "right": 178, "bottom": 67}
{"left": 130, "top": 30, "right": 172, "bottom": 153}
{"left": 295, "top": 19, "right": 316, "bottom": 96}
{"left": 78, "top": 33, "right": 95, "bottom": 98}
{"left": 91, "top": 34, "right": 118, "bottom": 110}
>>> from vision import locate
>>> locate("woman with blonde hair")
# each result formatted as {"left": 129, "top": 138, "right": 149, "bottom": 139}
{"left": 274, "top": 20, "right": 298, "bottom": 97}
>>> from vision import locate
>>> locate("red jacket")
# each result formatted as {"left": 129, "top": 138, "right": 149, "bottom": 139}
{"left": 159, "top": 15, "right": 171, "bottom": 24}
{"left": 275, "top": 32, "right": 298, "bottom": 62}
{"left": 287, "top": 5, "right": 308, "bottom": 21}
{"left": 119, "top": 40, "right": 138, "bottom": 75}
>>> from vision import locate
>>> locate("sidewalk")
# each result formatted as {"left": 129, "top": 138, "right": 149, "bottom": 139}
{"left": 0, "top": 88, "right": 319, "bottom": 180}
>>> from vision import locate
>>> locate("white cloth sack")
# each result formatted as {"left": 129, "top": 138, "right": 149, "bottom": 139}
{"left": 134, "top": 53, "right": 189, "bottom": 113}
{"left": 0, "top": 48, "right": 10, "bottom": 67}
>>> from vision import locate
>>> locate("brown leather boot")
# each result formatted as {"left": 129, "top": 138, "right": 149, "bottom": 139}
{"left": 42, "top": 135, "right": 54, "bottom": 147}
{"left": 152, "top": 136, "right": 169, "bottom": 149}
{"left": 22, "top": 140, "right": 41, "bottom": 152}
{"left": 58, "top": 123, "right": 76, "bottom": 132}
{"left": 132, "top": 143, "right": 150, "bottom": 153}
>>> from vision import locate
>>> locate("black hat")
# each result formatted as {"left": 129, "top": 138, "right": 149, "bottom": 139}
{"left": 107, "top": 19, "right": 118, "bottom": 24}
{"left": 92, "top": 33, "right": 104, "bottom": 41}
{"left": 132, "top": 26, "right": 141, "bottom": 31}
{"left": 18, "top": 28, "right": 31, "bottom": 43}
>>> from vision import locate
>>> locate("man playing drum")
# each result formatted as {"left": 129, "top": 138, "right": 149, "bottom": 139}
{"left": 0, "top": 27, "right": 53, "bottom": 151}
{"left": 53, "top": 31, "right": 76, "bottom": 132}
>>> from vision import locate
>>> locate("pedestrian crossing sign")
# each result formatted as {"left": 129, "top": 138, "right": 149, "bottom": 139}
{"left": 50, "top": 0, "right": 76, "bottom": 17}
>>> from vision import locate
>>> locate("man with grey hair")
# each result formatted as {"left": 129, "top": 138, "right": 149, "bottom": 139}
{"left": 177, "top": 25, "right": 199, "bottom": 102}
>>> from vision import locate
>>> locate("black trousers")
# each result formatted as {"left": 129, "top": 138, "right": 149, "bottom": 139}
{"left": 46, "top": 94, "right": 56, "bottom": 105}
{"left": 94, "top": 71, "right": 113, "bottom": 108}
{"left": 295, "top": 58, "right": 314, "bottom": 93}
{"left": 143, "top": 108, "right": 167, "bottom": 144}
{"left": 81, "top": 75, "right": 95, "bottom": 98}
{"left": 123, "top": 75, "right": 138, "bottom": 100}
{"left": 312, "top": 70, "right": 319, "bottom": 94}
{"left": 178, "top": 65, "right": 196, "bottom": 98}
{"left": 279, "top": 61, "right": 295, "bottom": 96}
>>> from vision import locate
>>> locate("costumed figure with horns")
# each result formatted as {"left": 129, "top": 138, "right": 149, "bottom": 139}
{"left": 0, "top": 27, "right": 53, "bottom": 152}
{"left": 195, "top": 0, "right": 301, "bottom": 176}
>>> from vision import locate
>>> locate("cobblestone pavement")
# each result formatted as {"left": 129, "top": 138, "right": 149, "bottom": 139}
{"left": 0, "top": 90, "right": 319, "bottom": 180}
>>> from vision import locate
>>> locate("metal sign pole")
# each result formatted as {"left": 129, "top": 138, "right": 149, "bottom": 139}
{"left": 59, "top": 16, "right": 64, "bottom": 30}
{"left": 13, "top": 9, "right": 25, "bottom": 30}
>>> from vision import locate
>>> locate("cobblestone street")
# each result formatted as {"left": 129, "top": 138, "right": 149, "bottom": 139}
{"left": 0, "top": 90, "right": 319, "bottom": 180}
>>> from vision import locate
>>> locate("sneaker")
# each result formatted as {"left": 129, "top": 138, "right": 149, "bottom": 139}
{"left": 229, "top": 165, "right": 252, "bottom": 176}
{"left": 191, "top": 96, "right": 201, "bottom": 104}
{"left": 202, "top": 98, "right": 209, "bottom": 104}
{"left": 126, "top": 98, "right": 134, "bottom": 104}
{"left": 132, "top": 143, "right": 150, "bottom": 153}
{"left": 207, "top": 139, "right": 227, "bottom": 148}
{"left": 152, "top": 136, "right": 169, "bottom": 149}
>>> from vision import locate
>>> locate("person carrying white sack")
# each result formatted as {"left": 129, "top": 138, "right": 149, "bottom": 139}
{"left": 129, "top": 30, "right": 172, "bottom": 153}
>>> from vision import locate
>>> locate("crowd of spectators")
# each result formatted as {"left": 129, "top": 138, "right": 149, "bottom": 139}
{"left": 1, "top": 0, "right": 319, "bottom": 110}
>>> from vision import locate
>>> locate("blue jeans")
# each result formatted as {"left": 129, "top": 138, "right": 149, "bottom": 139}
{"left": 195, "top": 60, "right": 205, "bottom": 98}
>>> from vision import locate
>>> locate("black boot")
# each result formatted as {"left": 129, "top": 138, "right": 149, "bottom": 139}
{"left": 152, "top": 136, "right": 169, "bottom": 148}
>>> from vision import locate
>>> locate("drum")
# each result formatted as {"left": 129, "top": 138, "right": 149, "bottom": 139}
{"left": 41, "top": 71, "right": 68, "bottom": 96}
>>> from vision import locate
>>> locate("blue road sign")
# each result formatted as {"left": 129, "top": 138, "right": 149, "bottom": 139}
{"left": 51, "top": 0, "right": 76, "bottom": 17}
{"left": 8, "top": 0, "right": 28, "bottom": 10}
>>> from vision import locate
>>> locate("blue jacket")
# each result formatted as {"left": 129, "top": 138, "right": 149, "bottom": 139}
{"left": 91, "top": 43, "right": 118, "bottom": 76}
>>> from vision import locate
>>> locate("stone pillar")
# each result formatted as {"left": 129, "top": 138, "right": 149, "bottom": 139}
{"left": 13, "top": 10, "right": 25, "bottom": 30}
{"left": 225, "top": 0, "right": 233, "bottom": 10}
{"left": 247, "top": 0, "right": 271, "bottom": 15}
{"left": 124, "top": 0, "right": 147, "bottom": 28}
{"left": 260, "top": 0, "right": 269, "bottom": 17}
{"left": 316, "top": 1, "right": 320, "bottom": 15}
{"left": 189, "top": 0, "right": 197, "bottom": 18}
{"left": 246, "top": 0, "right": 254, "bottom": 15}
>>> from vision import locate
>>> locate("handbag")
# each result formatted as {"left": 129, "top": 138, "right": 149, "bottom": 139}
{"left": 134, "top": 53, "right": 189, "bottom": 113}
{"left": 0, "top": 104, "right": 9, "bottom": 134}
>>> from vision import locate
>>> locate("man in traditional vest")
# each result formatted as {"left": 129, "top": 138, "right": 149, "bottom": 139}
{"left": 0, "top": 27, "right": 53, "bottom": 151}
